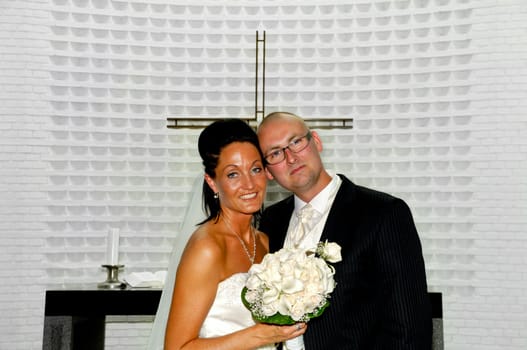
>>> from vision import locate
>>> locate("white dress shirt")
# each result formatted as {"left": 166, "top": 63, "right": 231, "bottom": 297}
{"left": 284, "top": 174, "right": 342, "bottom": 250}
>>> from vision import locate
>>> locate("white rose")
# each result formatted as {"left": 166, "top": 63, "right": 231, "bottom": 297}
{"left": 281, "top": 276, "right": 304, "bottom": 294}
{"left": 245, "top": 273, "right": 262, "bottom": 290}
{"left": 280, "top": 293, "right": 306, "bottom": 321}
{"left": 261, "top": 301, "right": 278, "bottom": 316}
{"left": 276, "top": 293, "right": 295, "bottom": 316}
{"left": 319, "top": 241, "right": 342, "bottom": 263}
{"left": 308, "top": 258, "right": 335, "bottom": 293}
{"left": 261, "top": 285, "right": 280, "bottom": 306}
{"left": 302, "top": 294, "right": 324, "bottom": 313}
{"left": 290, "top": 303, "right": 307, "bottom": 321}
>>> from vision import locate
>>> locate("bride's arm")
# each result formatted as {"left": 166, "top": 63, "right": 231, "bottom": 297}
{"left": 164, "top": 229, "right": 221, "bottom": 350}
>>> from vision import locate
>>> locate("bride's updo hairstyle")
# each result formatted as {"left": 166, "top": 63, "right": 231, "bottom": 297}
{"left": 198, "top": 118, "right": 264, "bottom": 223}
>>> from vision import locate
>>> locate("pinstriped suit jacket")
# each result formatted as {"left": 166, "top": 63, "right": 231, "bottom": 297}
{"left": 259, "top": 175, "right": 432, "bottom": 350}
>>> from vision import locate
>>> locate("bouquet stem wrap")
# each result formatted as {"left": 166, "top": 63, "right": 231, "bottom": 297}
{"left": 284, "top": 335, "right": 304, "bottom": 350}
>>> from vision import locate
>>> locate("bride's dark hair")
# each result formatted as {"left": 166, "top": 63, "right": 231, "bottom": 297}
{"left": 197, "top": 118, "right": 264, "bottom": 224}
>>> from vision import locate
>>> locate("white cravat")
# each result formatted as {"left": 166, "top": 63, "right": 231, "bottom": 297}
{"left": 285, "top": 175, "right": 342, "bottom": 250}
{"left": 289, "top": 203, "right": 316, "bottom": 247}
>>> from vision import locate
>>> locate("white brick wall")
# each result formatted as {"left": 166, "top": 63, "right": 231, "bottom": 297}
{"left": 455, "top": 1, "right": 527, "bottom": 349}
{"left": 1, "top": 0, "right": 526, "bottom": 349}
{"left": 0, "top": 1, "right": 51, "bottom": 349}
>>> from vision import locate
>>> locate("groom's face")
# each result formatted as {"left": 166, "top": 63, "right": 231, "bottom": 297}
{"left": 258, "top": 116, "right": 324, "bottom": 196}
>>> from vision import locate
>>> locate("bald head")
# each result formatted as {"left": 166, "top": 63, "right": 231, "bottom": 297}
{"left": 258, "top": 111, "right": 307, "bottom": 133}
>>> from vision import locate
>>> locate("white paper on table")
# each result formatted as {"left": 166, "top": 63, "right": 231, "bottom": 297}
{"left": 124, "top": 271, "right": 167, "bottom": 288}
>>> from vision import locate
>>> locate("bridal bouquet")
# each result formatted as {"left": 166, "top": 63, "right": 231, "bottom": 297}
{"left": 241, "top": 241, "right": 342, "bottom": 325}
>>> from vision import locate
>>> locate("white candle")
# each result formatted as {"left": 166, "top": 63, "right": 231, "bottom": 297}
{"left": 107, "top": 228, "right": 120, "bottom": 265}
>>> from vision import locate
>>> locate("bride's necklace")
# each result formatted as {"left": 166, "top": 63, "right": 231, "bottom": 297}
{"left": 224, "top": 219, "right": 256, "bottom": 265}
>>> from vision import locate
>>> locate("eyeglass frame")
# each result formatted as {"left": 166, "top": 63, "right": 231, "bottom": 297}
{"left": 264, "top": 131, "right": 313, "bottom": 165}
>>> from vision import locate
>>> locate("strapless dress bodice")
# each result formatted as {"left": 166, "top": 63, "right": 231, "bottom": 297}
{"left": 199, "top": 272, "right": 276, "bottom": 350}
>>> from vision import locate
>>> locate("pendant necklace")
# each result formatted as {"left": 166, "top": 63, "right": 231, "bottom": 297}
{"left": 224, "top": 219, "right": 256, "bottom": 264}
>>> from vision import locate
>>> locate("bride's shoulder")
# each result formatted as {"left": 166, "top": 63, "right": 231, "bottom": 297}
{"left": 185, "top": 224, "right": 223, "bottom": 257}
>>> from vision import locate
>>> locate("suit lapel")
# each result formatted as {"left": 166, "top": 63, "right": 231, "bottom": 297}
{"left": 269, "top": 175, "right": 357, "bottom": 251}
{"left": 320, "top": 175, "right": 357, "bottom": 245}
{"left": 269, "top": 196, "right": 294, "bottom": 253}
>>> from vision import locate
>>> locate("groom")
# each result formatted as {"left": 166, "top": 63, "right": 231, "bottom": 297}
{"left": 257, "top": 112, "right": 432, "bottom": 349}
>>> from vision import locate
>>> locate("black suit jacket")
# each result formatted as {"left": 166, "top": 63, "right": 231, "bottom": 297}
{"left": 260, "top": 175, "right": 432, "bottom": 350}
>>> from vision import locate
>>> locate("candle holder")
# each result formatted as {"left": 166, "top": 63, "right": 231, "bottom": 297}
{"left": 98, "top": 264, "right": 126, "bottom": 289}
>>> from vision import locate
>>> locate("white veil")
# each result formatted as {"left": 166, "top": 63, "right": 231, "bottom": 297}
{"left": 147, "top": 175, "right": 206, "bottom": 350}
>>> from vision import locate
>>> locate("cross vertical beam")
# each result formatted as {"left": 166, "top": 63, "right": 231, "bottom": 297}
{"left": 255, "top": 30, "right": 266, "bottom": 125}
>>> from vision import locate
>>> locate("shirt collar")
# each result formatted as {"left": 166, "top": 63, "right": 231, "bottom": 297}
{"left": 294, "top": 174, "right": 341, "bottom": 215}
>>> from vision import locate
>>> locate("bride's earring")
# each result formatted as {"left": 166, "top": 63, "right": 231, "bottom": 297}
{"left": 214, "top": 192, "right": 219, "bottom": 199}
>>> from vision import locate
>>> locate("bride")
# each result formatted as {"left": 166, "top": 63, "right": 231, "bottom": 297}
{"left": 149, "top": 119, "right": 306, "bottom": 350}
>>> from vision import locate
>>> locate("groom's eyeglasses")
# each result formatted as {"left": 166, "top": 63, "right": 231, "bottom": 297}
{"left": 264, "top": 132, "right": 312, "bottom": 165}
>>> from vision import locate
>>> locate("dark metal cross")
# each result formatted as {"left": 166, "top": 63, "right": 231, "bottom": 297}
{"left": 167, "top": 31, "right": 352, "bottom": 130}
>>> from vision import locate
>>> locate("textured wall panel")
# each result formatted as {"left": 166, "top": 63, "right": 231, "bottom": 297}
{"left": 44, "top": 1, "right": 477, "bottom": 348}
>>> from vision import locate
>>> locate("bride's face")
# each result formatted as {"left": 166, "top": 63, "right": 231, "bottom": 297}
{"left": 205, "top": 141, "right": 267, "bottom": 216}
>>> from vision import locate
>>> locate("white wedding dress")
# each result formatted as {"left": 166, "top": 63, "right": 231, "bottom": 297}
{"left": 148, "top": 176, "right": 276, "bottom": 350}
{"left": 200, "top": 272, "right": 276, "bottom": 350}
